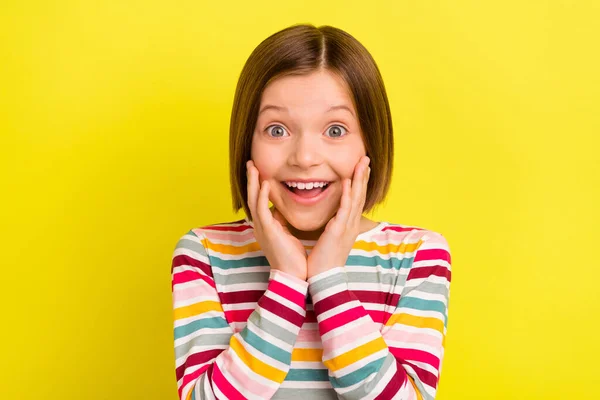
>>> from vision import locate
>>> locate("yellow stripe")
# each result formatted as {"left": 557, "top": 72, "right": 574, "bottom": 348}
{"left": 186, "top": 388, "right": 194, "bottom": 400}
{"left": 385, "top": 313, "right": 444, "bottom": 335}
{"left": 205, "top": 240, "right": 262, "bottom": 255}
{"left": 174, "top": 301, "right": 223, "bottom": 320}
{"left": 204, "top": 233, "right": 423, "bottom": 255}
{"left": 324, "top": 337, "right": 387, "bottom": 372}
{"left": 353, "top": 239, "right": 423, "bottom": 254}
{"left": 230, "top": 336, "right": 287, "bottom": 383}
{"left": 291, "top": 348, "right": 323, "bottom": 362}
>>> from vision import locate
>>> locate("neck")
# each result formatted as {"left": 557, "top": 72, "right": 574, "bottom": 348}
{"left": 286, "top": 224, "right": 325, "bottom": 241}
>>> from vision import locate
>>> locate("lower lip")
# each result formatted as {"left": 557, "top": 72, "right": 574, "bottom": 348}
{"left": 281, "top": 182, "right": 333, "bottom": 205}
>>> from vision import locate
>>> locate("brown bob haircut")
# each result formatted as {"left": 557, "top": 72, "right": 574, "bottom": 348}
{"left": 230, "top": 23, "right": 394, "bottom": 219}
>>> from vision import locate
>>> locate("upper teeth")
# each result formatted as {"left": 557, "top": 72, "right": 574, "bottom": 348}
{"left": 285, "top": 181, "right": 328, "bottom": 190}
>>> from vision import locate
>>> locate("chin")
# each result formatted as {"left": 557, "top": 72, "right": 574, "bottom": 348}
{"left": 283, "top": 209, "right": 333, "bottom": 233}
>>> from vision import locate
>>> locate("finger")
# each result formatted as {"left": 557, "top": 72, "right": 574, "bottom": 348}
{"left": 246, "top": 161, "right": 258, "bottom": 222}
{"left": 359, "top": 166, "right": 370, "bottom": 210}
{"left": 349, "top": 157, "right": 369, "bottom": 222}
{"left": 335, "top": 178, "right": 353, "bottom": 225}
{"left": 257, "top": 179, "right": 273, "bottom": 229}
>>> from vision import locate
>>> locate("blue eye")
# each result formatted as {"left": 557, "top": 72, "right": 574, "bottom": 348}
{"left": 326, "top": 125, "right": 348, "bottom": 138}
{"left": 266, "top": 125, "right": 289, "bottom": 138}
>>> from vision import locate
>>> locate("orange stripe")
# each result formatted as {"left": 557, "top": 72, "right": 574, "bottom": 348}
{"left": 205, "top": 240, "right": 262, "bottom": 255}
{"left": 324, "top": 337, "right": 387, "bottom": 371}
{"left": 291, "top": 348, "right": 322, "bottom": 362}
{"left": 174, "top": 301, "right": 223, "bottom": 320}
{"left": 230, "top": 336, "right": 287, "bottom": 383}
{"left": 353, "top": 239, "right": 423, "bottom": 254}
{"left": 385, "top": 313, "right": 444, "bottom": 335}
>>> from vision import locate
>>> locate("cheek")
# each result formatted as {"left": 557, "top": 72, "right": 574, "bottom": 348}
{"left": 334, "top": 154, "right": 363, "bottom": 179}
{"left": 250, "top": 152, "right": 280, "bottom": 182}
{"left": 331, "top": 137, "right": 366, "bottom": 178}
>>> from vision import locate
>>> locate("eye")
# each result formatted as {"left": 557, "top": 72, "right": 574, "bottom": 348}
{"left": 265, "top": 125, "right": 289, "bottom": 138}
{"left": 325, "top": 125, "right": 348, "bottom": 138}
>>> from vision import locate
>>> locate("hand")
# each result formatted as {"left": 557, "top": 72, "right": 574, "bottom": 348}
{"left": 307, "top": 156, "right": 371, "bottom": 279}
{"left": 246, "top": 160, "right": 308, "bottom": 281}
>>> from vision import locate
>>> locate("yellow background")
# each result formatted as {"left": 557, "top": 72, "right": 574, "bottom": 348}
{"left": 1, "top": 1, "right": 599, "bottom": 399}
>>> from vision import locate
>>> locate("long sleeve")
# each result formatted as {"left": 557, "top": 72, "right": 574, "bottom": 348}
{"left": 307, "top": 232, "right": 452, "bottom": 400}
{"left": 171, "top": 229, "right": 309, "bottom": 400}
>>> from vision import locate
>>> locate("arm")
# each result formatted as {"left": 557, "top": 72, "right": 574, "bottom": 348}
{"left": 307, "top": 232, "right": 452, "bottom": 400}
{"left": 172, "top": 229, "right": 308, "bottom": 400}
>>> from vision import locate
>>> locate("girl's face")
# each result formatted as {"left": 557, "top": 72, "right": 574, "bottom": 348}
{"left": 250, "top": 69, "right": 367, "bottom": 235}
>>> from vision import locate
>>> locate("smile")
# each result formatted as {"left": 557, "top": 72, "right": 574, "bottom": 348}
{"left": 280, "top": 181, "right": 333, "bottom": 205}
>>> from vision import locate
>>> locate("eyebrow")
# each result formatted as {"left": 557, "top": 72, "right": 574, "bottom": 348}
{"left": 258, "top": 104, "right": 355, "bottom": 118}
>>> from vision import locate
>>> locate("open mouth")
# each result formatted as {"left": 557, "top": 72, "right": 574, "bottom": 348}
{"left": 281, "top": 182, "right": 330, "bottom": 200}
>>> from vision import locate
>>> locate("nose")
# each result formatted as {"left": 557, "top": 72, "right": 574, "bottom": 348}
{"left": 288, "top": 133, "right": 323, "bottom": 169}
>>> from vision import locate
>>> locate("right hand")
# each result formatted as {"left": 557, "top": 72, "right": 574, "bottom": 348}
{"left": 246, "top": 160, "right": 308, "bottom": 281}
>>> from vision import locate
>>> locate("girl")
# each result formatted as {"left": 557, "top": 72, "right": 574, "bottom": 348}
{"left": 171, "top": 24, "right": 452, "bottom": 400}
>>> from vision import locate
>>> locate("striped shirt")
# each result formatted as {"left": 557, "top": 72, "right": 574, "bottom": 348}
{"left": 171, "top": 218, "right": 452, "bottom": 400}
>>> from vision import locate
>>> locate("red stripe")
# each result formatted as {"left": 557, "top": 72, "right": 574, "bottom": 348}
{"left": 318, "top": 306, "right": 366, "bottom": 335}
{"left": 176, "top": 349, "right": 223, "bottom": 382}
{"left": 200, "top": 223, "right": 251, "bottom": 233}
{"left": 373, "top": 364, "right": 406, "bottom": 400}
{"left": 314, "top": 291, "right": 354, "bottom": 315}
{"left": 414, "top": 248, "right": 451, "bottom": 264}
{"left": 382, "top": 226, "right": 424, "bottom": 233}
{"left": 172, "top": 270, "right": 216, "bottom": 289}
{"left": 178, "top": 363, "right": 211, "bottom": 399}
{"left": 212, "top": 361, "right": 247, "bottom": 399}
{"left": 354, "top": 290, "right": 401, "bottom": 308}
{"left": 220, "top": 290, "right": 264, "bottom": 304}
{"left": 305, "top": 309, "right": 317, "bottom": 323}
{"left": 392, "top": 347, "right": 440, "bottom": 370}
{"left": 400, "top": 359, "right": 438, "bottom": 389}
{"left": 407, "top": 265, "right": 451, "bottom": 282}
{"left": 224, "top": 309, "right": 253, "bottom": 323}
{"left": 268, "top": 279, "right": 306, "bottom": 307}
{"left": 258, "top": 295, "right": 305, "bottom": 327}
{"left": 367, "top": 310, "right": 391, "bottom": 324}
{"left": 172, "top": 254, "right": 213, "bottom": 277}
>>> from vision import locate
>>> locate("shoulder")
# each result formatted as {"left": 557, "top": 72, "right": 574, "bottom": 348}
{"left": 379, "top": 221, "right": 451, "bottom": 275}
{"left": 379, "top": 222, "right": 449, "bottom": 249}
{"left": 171, "top": 218, "right": 254, "bottom": 275}
{"left": 172, "top": 217, "right": 255, "bottom": 255}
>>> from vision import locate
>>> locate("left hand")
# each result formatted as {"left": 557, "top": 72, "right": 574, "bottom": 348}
{"left": 307, "top": 156, "right": 371, "bottom": 279}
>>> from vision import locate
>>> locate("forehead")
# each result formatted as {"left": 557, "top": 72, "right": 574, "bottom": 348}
{"left": 259, "top": 70, "right": 354, "bottom": 112}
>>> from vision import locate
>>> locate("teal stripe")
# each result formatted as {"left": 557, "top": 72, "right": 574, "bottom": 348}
{"left": 346, "top": 254, "right": 415, "bottom": 270}
{"left": 239, "top": 328, "right": 291, "bottom": 364}
{"left": 400, "top": 297, "right": 448, "bottom": 324}
{"left": 210, "top": 256, "right": 269, "bottom": 269}
{"left": 330, "top": 356, "right": 386, "bottom": 388}
{"left": 209, "top": 254, "right": 415, "bottom": 270}
{"left": 285, "top": 368, "right": 330, "bottom": 381}
{"left": 174, "top": 317, "right": 230, "bottom": 340}
{"left": 272, "top": 388, "right": 336, "bottom": 399}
